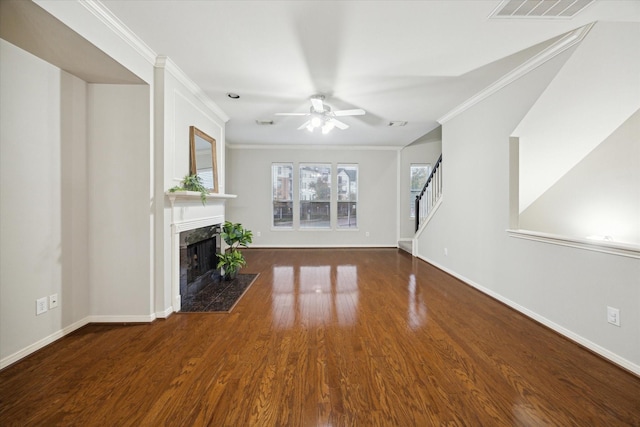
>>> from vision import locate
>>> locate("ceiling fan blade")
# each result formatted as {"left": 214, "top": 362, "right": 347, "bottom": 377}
{"left": 333, "top": 109, "right": 366, "bottom": 117}
{"left": 329, "top": 118, "right": 349, "bottom": 130}
{"left": 310, "top": 96, "right": 324, "bottom": 112}
{"left": 275, "top": 112, "right": 310, "bottom": 116}
{"left": 297, "top": 120, "right": 311, "bottom": 130}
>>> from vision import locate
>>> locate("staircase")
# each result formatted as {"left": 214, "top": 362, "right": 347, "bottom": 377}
{"left": 415, "top": 154, "right": 442, "bottom": 232}
{"left": 398, "top": 154, "right": 442, "bottom": 255}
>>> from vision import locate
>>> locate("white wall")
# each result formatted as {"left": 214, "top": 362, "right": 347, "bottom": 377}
{"left": 60, "top": 71, "right": 90, "bottom": 326}
{"left": 520, "top": 109, "right": 640, "bottom": 245}
{"left": 1, "top": 1, "right": 230, "bottom": 365}
{"left": 87, "top": 84, "right": 152, "bottom": 319}
{"left": 1, "top": 1, "right": 158, "bottom": 366}
{"left": 226, "top": 147, "right": 399, "bottom": 247}
{"left": 516, "top": 22, "right": 640, "bottom": 212}
{"left": 0, "top": 40, "right": 90, "bottom": 364}
{"left": 154, "top": 60, "right": 229, "bottom": 315}
{"left": 399, "top": 127, "right": 442, "bottom": 238}
{"left": 161, "top": 71, "right": 226, "bottom": 194}
{"left": 418, "top": 40, "right": 640, "bottom": 373}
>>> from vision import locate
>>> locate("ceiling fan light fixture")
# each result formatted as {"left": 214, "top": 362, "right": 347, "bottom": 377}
{"left": 276, "top": 94, "right": 364, "bottom": 134}
{"left": 321, "top": 121, "right": 335, "bottom": 134}
{"left": 310, "top": 116, "right": 323, "bottom": 128}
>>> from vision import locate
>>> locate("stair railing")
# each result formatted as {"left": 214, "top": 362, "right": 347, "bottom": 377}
{"left": 415, "top": 154, "right": 442, "bottom": 232}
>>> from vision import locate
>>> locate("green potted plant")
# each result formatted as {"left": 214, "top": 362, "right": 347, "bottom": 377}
{"left": 169, "top": 174, "right": 208, "bottom": 205}
{"left": 216, "top": 221, "right": 253, "bottom": 280}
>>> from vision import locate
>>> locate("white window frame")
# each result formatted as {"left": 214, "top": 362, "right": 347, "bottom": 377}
{"left": 272, "top": 163, "right": 294, "bottom": 229}
{"left": 337, "top": 164, "right": 358, "bottom": 229}
{"left": 299, "top": 163, "right": 332, "bottom": 229}
{"left": 410, "top": 163, "right": 431, "bottom": 218}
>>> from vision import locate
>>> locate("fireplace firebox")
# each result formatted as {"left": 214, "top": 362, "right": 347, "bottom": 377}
{"left": 179, "top": 224, "right": 221, "bottom": 307}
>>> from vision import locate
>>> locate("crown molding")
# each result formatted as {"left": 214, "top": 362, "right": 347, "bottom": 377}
{"left": 438, "top": 22, "right": 595, "bottom": 124}
{"left": 78, "top": 0, "right": 157, "bottom": 65}
{"left": 227, "top": 143, "right": 402, "bottom": 151}
{"left": 79, "top": 2, "right": 229, "bottom": 123}
{"left": 156, "top": 56, "right": 230, "bottom": 123}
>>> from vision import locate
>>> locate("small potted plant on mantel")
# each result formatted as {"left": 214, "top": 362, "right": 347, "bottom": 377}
{"left": 216, "top": 221, "right": 253, "bottom": 280}
{"left": 168, "top": 174, "right": 209, "bottom": 205}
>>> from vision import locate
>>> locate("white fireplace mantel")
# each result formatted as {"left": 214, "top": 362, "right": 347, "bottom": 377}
{"left": 166, "top": 190, "right": 237, "bottom": 203}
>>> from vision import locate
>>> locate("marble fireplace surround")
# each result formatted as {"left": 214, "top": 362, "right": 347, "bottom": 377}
{"left": 168, "top": 191, "right": 236, "bottom": 312}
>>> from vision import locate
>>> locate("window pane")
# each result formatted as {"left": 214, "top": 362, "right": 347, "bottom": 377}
{"left": 410, "top": 164, "right": 431, "bottom": 218}
{"left": 300, "top": 164, "right": 331, "bottom": 228}
{"left": 337, "top": 164, "right": 358, "bottom": 228}
{"left": 272, "top": 163, "right": 293, "bottom": 228}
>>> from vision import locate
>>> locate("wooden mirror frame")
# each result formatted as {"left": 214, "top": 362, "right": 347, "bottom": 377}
{"left": 189, "top": 126, "right": 219, "bottom": 193}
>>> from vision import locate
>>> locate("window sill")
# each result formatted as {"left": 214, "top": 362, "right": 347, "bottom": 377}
{"left": 507, "top": 229, "right": 640, "bottom": 259}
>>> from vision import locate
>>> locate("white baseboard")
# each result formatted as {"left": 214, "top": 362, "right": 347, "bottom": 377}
{"left": 88, "top": 314, "right": 156, "bottom": 323}
{"left": 1, "top": 317, "right": 91, "bottom": 370}
{"left": 155, "top": 306, "right": 174, "bottom": 319}
{"left": 416, "top": 254, "right": 640, "bottom": 377}
{"left": 1, "top": 313, "right": 159, "bottom": 370}
{"left": 248, "top": 244, "right": 397, "bottom": 249}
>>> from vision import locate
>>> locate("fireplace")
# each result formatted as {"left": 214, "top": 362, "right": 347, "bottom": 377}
{"left": 167, "top": 193, "right": 234, "bottom": 314}
{"left": 179, "top": 224, "right": 221, "bottom": 308}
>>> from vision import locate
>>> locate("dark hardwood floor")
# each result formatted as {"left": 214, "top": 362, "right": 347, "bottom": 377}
{"left": 1, "top": 248, "right": 639, "bottom": 426}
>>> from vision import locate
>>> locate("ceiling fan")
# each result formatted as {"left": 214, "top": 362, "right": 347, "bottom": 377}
{"left": 275, "top": 95, "right": 365, "bottom": 134}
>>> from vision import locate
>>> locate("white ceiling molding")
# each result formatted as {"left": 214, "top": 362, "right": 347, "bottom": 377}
{"left": 227, "top": 144, "right": 401, "bottom": 151}
{"left": 438, "top": 22, "right": 594, "bottom": 124}
{"left": 156, "top": 56, "right": 230, "bottom": 123}
{"left": 78, "top": 0, "right": 157, "bottom": 66}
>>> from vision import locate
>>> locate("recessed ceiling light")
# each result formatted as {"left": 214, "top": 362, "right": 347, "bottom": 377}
{"left": 227, "top": 93, "right": 240, "bottom": 99}
{"left": 388, "top": 121, "right": 408, "bottom": 127}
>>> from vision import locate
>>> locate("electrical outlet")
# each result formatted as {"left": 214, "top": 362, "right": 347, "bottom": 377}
{"left": 36, "top": 297, "right": 48, "bottom": 315}
{"left": 607, "top": 306, "right": 620, "bottom": 326}
{"left": 256, "top": 231, "right": 261, "bottom": 237}
{"left": 49, "top": 294, "right": 59, "bottom": 309}
{"left": 365, "top": 231, "right": 370, "bottom": 237}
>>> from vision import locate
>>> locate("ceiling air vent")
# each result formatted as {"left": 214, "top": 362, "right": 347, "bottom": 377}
{"left": 256, "top": 120, "right": 274, "bottom": 126}
{"left": 490, "top": 0, "right": 595, "bottom": 19}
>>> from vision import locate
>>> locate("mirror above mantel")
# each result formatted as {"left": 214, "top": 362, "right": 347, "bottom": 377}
{"left": 190, "top": 126, "right": 219, "bottom": 193}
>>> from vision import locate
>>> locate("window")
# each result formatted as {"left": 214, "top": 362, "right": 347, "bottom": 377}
{"left": 272, "top": 163, "right": 293, "bottom": 228}
{"left": 337, "top": 164, "right": 358, "bottom": 228}
{"left": 299, "top": 164, "right": 331, "bottom": 228}
{"left": 410, "top": 164, "right": 431, "bottom": 217}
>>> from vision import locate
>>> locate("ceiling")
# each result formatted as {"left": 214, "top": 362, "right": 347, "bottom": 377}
{"left": 98, "top": 0, "right": 640, "bottom": 147}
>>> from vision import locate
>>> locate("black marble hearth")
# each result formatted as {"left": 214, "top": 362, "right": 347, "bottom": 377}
{"left": 180, "top": 274, "right": 259, "bottom": 312}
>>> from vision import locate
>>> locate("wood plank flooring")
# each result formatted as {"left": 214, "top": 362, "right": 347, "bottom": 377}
{"left": 1, "top": 248, "right": 639, "bottom": 426}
